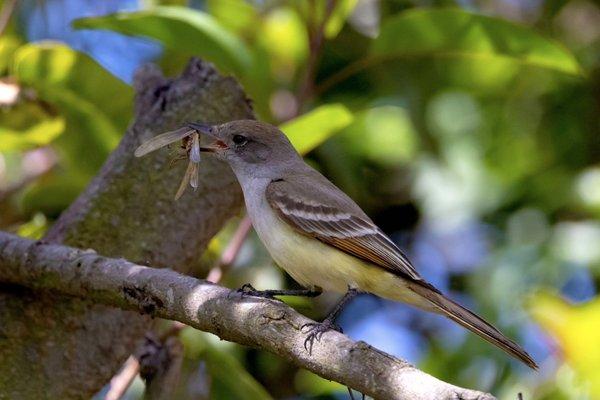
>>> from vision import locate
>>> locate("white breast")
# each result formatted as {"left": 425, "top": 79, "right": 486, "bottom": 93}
{"left": 241, "top": 179, "right": 341, "bottom": 291}
{"left": 238, "top": 177, "right": 416, "bottom": 298}
{"left": 229, "top": 171, "right": 432, "bottom": 310}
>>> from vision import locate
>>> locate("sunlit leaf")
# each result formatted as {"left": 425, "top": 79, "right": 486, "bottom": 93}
{"left": 13, "top": 42, "right": 133, "bottom": 176}
{"left": 372, "top": 8, "right": 582, "bottom": 76}
{"left": 325, "top": 0, "right": 358, "bottom": 38}
{"left": 257, "top": 7, "right": 308, "bottom": 83}
{"left": 341, "top": 105, "right": 418, "bottom": 165}
{"left": 16, "top": 213, "right": 48, "bottom": 240}
{"left": 280, "top": 103, "right": 353, "bottom": 155}
{"left": 73, "top": 6, "right": 252, "bottom": 76}
{"left": 529, "top": 292, "right": 600, "bottom": 398}
{"left": 207, "top": 0, "right": 259, "bottom": 36}
{"left": 0, "top": 35, "right": 21, "bottom": 73}
{"left": 293, "top": 0, "right": 357, "bottom": 39}
{"left": 14, "top": 43, "right": 132, "bottom": 127}
{"left": 0, "top": 116, "right": 64, "bottom": 151}
{"left": 73, "top": 6, "right": 277, "bottom": 118}
{"left": 0, "top": 96, "right": 65, "bottom": 151}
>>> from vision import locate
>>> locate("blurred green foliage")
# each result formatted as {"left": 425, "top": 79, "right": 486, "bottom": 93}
{"left": 1, "top": 0, "right": 599, "bottom": 399}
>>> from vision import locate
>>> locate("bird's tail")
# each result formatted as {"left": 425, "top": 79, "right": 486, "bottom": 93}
{"left": 409, "top": 283, "right": 538, "bottom": 369}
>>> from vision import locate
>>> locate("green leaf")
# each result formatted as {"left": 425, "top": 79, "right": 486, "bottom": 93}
{"left": 50, "top": 90, "right": 123, "bottom": 174}
{"left": 0, "top": 116, "right": 65, "bottom": 151}
{"left": 16, "top": 213, "right": 48, "bottom": 240}
{"left": 372, "top": 8, "right": 582, "bottom": 76}
{"left": 295, "top": 369, "right": 346, "bottom": 396}
{"left": 0, "top": 35, "right": 21, "bottom": 73}
{"left": 325, "top": 0, "right": 358, "bottom": 38}
{"left": 13, "top": 42, "right": 133, "bottom": 176}
{"left": 257, "top": 7, "right": 309, "bottom": 79}
{"left": 73, "top": 6, "right": 252, "bottom": 76}
{"left": 530, "top": 292, "right": 600, "bottom": 398}
{"left": 280, "top": 104, "right": 354, "bottom": 155}
{"left": 73, "top": 6, "right": 276, "bottom": 119}
{"left": 204, "top": 345, "right": 273, "bottom": 400}
{"left": 0, "top": 91, "right": 66, "bottom": 151}
{"left": 20, "top": 172, "right": 86, "bottom": 217}
{"left": 206, "top": 0, "right": 259, "bottom": 35}
{"left": 342, "top": 106, "right": 419, "bottom": 165}
{"left": 181, "top": 330, "right": 272, "bottom": 400}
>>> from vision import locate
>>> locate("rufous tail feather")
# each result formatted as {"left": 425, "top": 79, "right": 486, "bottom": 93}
{"left": 410, "top": 283, "right": 538, "bottom": 369}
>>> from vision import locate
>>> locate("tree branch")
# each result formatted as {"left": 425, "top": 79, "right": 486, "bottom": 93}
{"left": 0, "top": 59, "right": 254, "bottom": 398}
{"left": 0, "top": 231, "right": 496, "bottom": 400}
{"left": 105, "top": 356, "right": 141, "bottom": 400}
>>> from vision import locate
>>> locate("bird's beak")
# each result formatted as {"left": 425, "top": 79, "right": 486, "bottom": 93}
{"left": 187, "top": 122, "right": 228, "bottom": 153}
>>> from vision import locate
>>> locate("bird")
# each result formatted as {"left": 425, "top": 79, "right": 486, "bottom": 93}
{"left": 140, "top": 119, "right": 537, "bottom": 369}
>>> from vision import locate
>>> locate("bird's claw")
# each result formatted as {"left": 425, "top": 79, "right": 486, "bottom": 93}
{"left": 238, "top": 283, "right": 258, "bottom": 294}
{"left": 301, "top": 319, "right": 342, "bottom": 355}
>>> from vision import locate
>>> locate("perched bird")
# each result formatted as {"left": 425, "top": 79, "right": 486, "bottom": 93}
{"left": 151, "top": 119, "right": 537, "bottom": 369}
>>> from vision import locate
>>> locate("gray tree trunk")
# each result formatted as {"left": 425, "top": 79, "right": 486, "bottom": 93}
{"left": 0, "top": 59, "right": 253, "bottom": 399}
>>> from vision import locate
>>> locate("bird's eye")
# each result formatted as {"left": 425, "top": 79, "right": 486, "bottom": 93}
{"left": 232, "top": 135, "right": 247, "bottom": 145}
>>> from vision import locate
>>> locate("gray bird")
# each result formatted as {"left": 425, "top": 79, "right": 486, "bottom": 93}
{"left": 139, "top": 119, "right": 537, "bottom": 369}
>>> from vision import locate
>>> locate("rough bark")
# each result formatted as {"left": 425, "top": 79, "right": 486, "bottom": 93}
{"left": 0, "top": 232, "right": 496, "bottom": 400}
{"left": 0, "top": 59, "right": 253, "bottom": 399}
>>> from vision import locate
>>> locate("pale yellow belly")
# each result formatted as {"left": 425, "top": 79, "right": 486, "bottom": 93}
{"left": 247, "top": 196, "right": 427, "bottom": 307}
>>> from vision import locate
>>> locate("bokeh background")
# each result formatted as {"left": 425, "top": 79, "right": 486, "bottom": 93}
{"left": 1, "top": 0, "right": 599, "bottom": 399}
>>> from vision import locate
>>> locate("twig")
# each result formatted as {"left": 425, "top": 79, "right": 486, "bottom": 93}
{"left": 105, "top": 356, "right": 141, "bottom": 400}
{"left": 0, "top": 231, "right": 496, "bottom": 400}
{"left": 296, "top": 0, "right": 337, "bottom": 111}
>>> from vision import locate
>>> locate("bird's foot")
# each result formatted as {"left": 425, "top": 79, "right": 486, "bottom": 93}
{"left": 301, "top": 318, "right": 342, "bottom": 355}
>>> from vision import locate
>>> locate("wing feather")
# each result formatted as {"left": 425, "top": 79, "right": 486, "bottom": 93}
{"left": 266, "top": 180, "right": 425, "bottom": 282}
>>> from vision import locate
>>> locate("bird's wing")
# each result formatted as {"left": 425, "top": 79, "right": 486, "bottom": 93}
{"left": 266, "top": 177, "right": 427, "bottom": 283}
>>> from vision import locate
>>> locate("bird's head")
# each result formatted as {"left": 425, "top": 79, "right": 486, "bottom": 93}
{"left": 190, "top": 120, "right": 302, "bottom": 179}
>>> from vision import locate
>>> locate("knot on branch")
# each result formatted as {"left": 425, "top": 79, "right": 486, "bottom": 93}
{"left": 137, "top": 333, "right": 179, "bottom": 382}
{"left": 181, "top": 57, "right": 219, "bottom": 83}
{"left": 137, "top": 332, "right": 184, "bottom": 399}
{"left": 122, "top": 284, "right": 164, "bottom": 316}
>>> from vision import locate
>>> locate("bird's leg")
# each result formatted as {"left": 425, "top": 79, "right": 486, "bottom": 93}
{"left": 237, "top": 283, "right": 322, "bottom": 300}
{"left": 302, "top": 287, "right": 359, "bottom": 354}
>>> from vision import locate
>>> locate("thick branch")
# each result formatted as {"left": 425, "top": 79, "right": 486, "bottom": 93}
{"left": 0, "top": 231, "right": 495, "bottom": 400}
{"left": 0, "top": 59, "right": 253, "bottom": 398}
